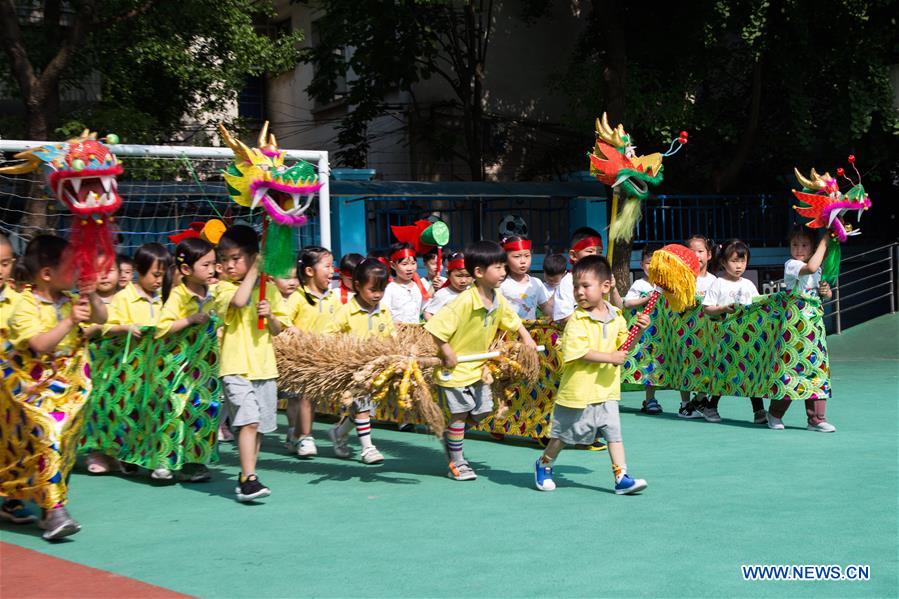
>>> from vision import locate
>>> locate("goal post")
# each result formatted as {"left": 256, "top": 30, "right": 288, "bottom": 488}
{"left": 0, "top": 139, "right": 331, "bottom": 254}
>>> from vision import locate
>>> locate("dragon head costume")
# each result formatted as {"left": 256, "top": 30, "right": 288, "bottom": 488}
{"left": 792, "top": 156, "right": 872, "bottom": 282}
{"left": 0, "top": 130, "right": 123, "bottom": 282}
{"left": 218, "top": 122, "right": 322, "bottom": 278}
{"left": 589, "top": 113, "right": 687, "bottom": 245}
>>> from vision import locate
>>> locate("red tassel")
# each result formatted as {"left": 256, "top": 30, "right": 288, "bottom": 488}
{"left": 67, "top": 219, "right": 117, "bottom": 284}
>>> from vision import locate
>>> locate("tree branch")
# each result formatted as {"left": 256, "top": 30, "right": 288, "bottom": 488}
{"left": 94, "top": 0, "right": 158, "bottom": 29}
{"left": 0, "top": 0, "right": 37, "bottom": 95}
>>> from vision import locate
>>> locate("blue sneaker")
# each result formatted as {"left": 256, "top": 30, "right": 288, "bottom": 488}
{"left": 614, "top": 474, "right": 647, "bottom": 495}
{"left": 534, "top": 459, "right": 556, "bottom": 491}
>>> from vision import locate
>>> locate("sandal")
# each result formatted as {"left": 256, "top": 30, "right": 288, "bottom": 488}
{"left": 641, "top": 398, "right": 663, "bottom": 415}
{"left": 86, "top": 453, "right": 117, "bottom": 475}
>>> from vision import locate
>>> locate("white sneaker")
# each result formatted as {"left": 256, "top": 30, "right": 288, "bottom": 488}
{"left": 327, "top": 426, "right": 353, "bottom": 459}
{"left": 360, "top": 446, "right": 384, "bottom": 464}
{"left": 297, "top": 436, "right": 318, "bottom": 458}
{"left": 151, "top": 467, "right": 174, "bottom": 480}
{"left": 766, "top": 413, "right": 785, "bottom": 430}
{"left": 807, "top": 421, "right": 836, "bottom": 433}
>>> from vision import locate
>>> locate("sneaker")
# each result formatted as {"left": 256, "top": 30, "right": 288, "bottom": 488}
{"left": 179, "top": 464, "right": 211, "bottom": 483}
{"left": 327, "top": 426, "right": 353, "bottom": 459}
{"left": 614, "top": 474, "right": 648, "bottom": 495}
{"left": 534, "top": 459, "right": 556, "bottom": 491}
{"left": 766, "top": 412, "right": 785, "bottom": 430}
{"left": 296, "top": 436, "right": 318, "bottom": 458}
{"left": 807, "top": 421, "right": 837, "bottom": 433}
{"left": 39, "top": 506, "right": 81, "bottom": 540}
{"left": 150, "top": 467, "right": 174, "bottom": 481}
{"left": 447, "top": 460, "right": 477, "bottom": 481}
{"left": 641, "top": 398, "right": 663, "bottom": 415}
{"left": 0, "top": 500, "right": 37, "bottom": 524}
{"left": 235, "top": 474, "right": 271, "bottom": 502}
{"left": 700, "top": 406, "right": 722, "bottom": 423}
{"left": 586, "top": 439, "right": 608, "bottom": 452}
{"left": 753, "top": 409, "right": 768, "bottom": 424}
{"left": 360, "top": 446, "right": 385, "bottom": 465}
{"left": 677, "top": 402, "right": 704, "bottom": 419}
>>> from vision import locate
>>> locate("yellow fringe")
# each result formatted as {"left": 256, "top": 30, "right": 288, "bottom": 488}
{"left": 649, "top": 250, "right": 697, "bottom": 312}
{"left": 609, "top": 198, "right": 643, "bottom": 244}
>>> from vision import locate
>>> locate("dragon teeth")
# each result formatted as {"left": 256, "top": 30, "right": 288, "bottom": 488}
{"left": 100, "top": 176, "right": 112, "bottom": 193}
{"left": 71, "top": 178, "right": 82, "bottom": 195}
{"left": 251, "top": 188, "right": 267, "bottom": 210}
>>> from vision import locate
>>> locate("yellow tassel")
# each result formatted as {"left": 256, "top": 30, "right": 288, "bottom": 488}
{"left": 649, "top": 250, "right": 697, "bottom": 312}
{"left": 609, "top": 198, "right": 643, "bottom": 244}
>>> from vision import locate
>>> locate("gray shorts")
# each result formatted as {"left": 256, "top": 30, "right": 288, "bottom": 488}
{"left": 222, "top": 375, "right": 278, "bottom": 434}
{"left": 439, "top": 382, "right": 493, "bottom": 419}
{"left": 551, "top": 401, "right": 622, "bottom": 445}
{"left": 351, "top": 394, "right": 376, "bottom": 414}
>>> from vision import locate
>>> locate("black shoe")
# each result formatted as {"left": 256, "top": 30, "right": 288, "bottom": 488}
{"left": 398, "top": 423, "right": 416, "bottom": 433}
{"left": 235, "top": 474, "right": 271, "bottom": 502}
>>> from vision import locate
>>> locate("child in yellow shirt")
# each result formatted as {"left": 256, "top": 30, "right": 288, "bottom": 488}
{"left": 425, "top": 241, "right": 537, "bottom": 481}
{"left": 281, "top": 246, "right": 338, "bottom": 458}
{"left": 156, "top": 238, "right": 217, "bottom": 337}
{"left": 325, "top": 259, "right": 395, "bottom": 464}
{"left": 213, "top": 225, "right": 289, "bottom": 503}
{"left": 534, "top": 255, "right": 649, "bottom": 494}
{"left": 0, "top": 234, "right": 20, "bottom": 342}
{"left": 2, "top": 235, "right": 107, "bottom": 539}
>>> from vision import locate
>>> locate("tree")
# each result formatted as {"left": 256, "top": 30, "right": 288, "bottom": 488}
{"left": 547, "top": 0, "right": 898, "bottom": 293}
{"left": 301, "top": 0, "right": 500, "bottom": 180}
{"left": 0, "top": 0, "right": 303, "bottom": 231}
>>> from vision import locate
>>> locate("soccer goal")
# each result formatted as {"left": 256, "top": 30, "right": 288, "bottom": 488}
{"left": 0, "top": 139, "right": 331, "bottom": 256}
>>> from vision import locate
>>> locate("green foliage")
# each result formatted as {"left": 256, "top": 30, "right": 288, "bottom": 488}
{"left": 1, "top": 0, "right": 304, "bottom": 143}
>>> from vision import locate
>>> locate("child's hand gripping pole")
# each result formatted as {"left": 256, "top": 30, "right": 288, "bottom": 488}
{"left": 438, "top": 346, "right": 546, "bottom": 382}
{"left": 618, "top": 289, "right": 660, "bottom": 352}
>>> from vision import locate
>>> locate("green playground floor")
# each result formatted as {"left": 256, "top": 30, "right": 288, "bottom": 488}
{"left": 1, "top": 313, "right": 897, "bottom": 598}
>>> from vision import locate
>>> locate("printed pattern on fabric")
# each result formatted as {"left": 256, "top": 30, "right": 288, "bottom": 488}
{"left": 80, "top": 319, "right": 221, "bottom": 470}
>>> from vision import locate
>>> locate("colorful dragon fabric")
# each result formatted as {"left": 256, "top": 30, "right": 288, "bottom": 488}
{"left": 0, "top": 130, "right": 122, "bottom": 282}
{"left": 792, "top": 157, "right": 872, "bottom": 282}
{"left": 218, "top": 122, "right": 322, "bottom": 278}
{"left": 589, "top": 113, "right": 686, "bottom": 244}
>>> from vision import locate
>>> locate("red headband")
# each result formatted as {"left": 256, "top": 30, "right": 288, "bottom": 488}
{"left": 446, "top": 258, "right": 466, "bottom": 272}
{"left": 572, "top": 236, "right": 603, "bottom": 253}
{"left": 339, "top": 268, "right": 353, "bottom": 277}
{"left": 390, "top": 248, "right": 416, "bottom": 263}
{"left": 503, "top": 239, "right": 532, "bottom": 252}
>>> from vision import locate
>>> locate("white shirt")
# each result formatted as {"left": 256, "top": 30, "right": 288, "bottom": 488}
{"left": 552, "top": 272, "right": 575, "bottom": 322}
{"left": 500, "top": 275, "right": 550, "bottom": 320}
{"left": 703, "top": 277, "right": 760, "bottom": 307}
{"left": 696, "top": 272, "right": 717, "bottom": 296}
{"left": 624, "top": 277, "right": 655, "bottom": 301}
{"left": 784, "top": 259, "right": 821, "bottom": 295}
{"left": 382, "top": 280, "right": 424, "bottom": 323}
{"left": 424, "top": 286, "right": 462, "bottom": 316}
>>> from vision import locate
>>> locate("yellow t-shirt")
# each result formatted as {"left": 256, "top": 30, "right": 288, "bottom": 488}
{"left": 554, "top": 303, "right": 629, "bottom": 408}
{"left": 213, "top": 279, "right": 289, "bottom": 380}
{"left": 0, "top": 285, "right": 22, "bottom": 340}
{"left": 8, "top": 289, "right": 82, "bottom": 354}
{"left": 288, "top": 286, "right": 339, "bottom": 333}
{"left": 155, "top": 282, "right": 216, "bottom": 337}
{"left": 105, "top": 282, "right": 162, "bottom": 332}
{"left": 424, "top": 286, "right": 522, "bottom": 387}
{"left": 327, "top": 297, "right": 395, "bottom": 340}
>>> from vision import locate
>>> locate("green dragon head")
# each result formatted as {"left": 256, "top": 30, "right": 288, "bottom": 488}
{"left": 218, "top": 122, "right": 322, "bottom": 226}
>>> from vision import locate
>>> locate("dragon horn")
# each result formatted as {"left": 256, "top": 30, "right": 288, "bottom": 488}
{"left": 257, "top": 121, "right": 270, "bottom": 148}
{"left": 268, "top": 133, "right": 278, "bottom": 149}
{"left": 794, "top": 167, "right": 825, "bottom": 190}
{"left": 0, "top": 149, "right": 42, "bottom": 175}
{"left": 810, "top": 169, "right": 832, "bottom": 185}
{"left": 613, "top": 124, "right": 627, "bottom": 147}
{"left": 596, "top": 112, "right": 621, "bottom": 147}
{"left": 218, "top": 123, "right": 252, "bottom": 163}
